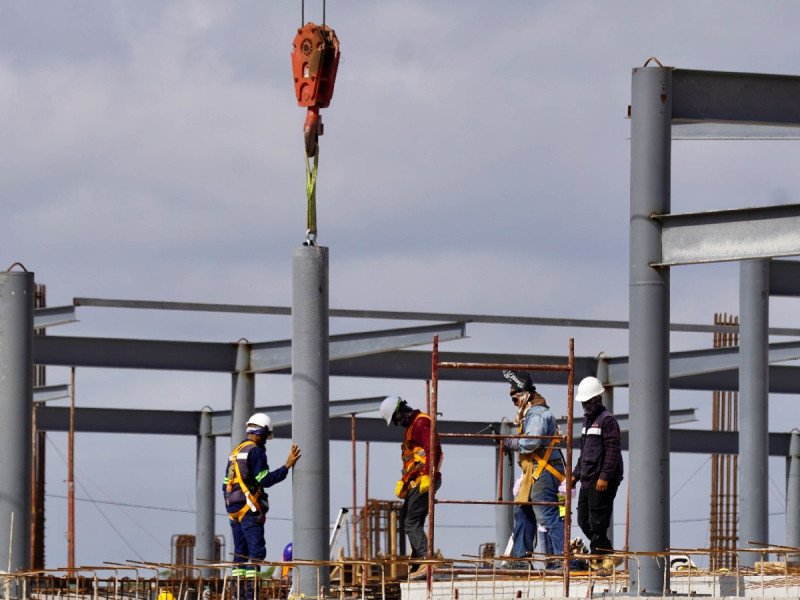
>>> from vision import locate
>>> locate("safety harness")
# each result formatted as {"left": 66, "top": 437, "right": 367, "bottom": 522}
{"left": 225, "top": 440, "right": 263, "bottom": 522}
{"left": 514, "top": 422, "right": 566, "bottom": 505}
{"left": 396, "top": 413, "right": 430, "bottom": 499}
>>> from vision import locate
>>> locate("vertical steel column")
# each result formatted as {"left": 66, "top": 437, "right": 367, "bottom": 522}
{"left": 231, "top": 341, "right": 254, "bottom": 449}
{"left": 739, "top": 259, "right": 770, "bottom": 565}
{"left": 495, "top": 420, "right": 514, "bottom": 552}
{"left": 291, "top": 245, "right": 330, "bottom": 596}
{"left": 196, "top": 408, "right": 216, "bottom": 578}
{"left": 629, "top": 65, "right": 672, "bottom": 595}
{"left": 0, "top": 270, "right": 34, "bottom": 573}
{"left": 596, "top": 357, "right": 615, "bottom": 551}
{"left": 787, "top": 431, "right": 800, "bottom": 548}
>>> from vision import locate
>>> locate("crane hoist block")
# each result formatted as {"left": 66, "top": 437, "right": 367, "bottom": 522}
{"left": 291, "top": 22, "right": 340, "bottom": 108}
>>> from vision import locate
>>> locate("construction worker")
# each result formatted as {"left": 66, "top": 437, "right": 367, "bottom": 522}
{"left": 571, "top": 376, "right": 624, "bottom": 571}
{"left": 380, "top": 396, "right": 443, "bottom": 577}
{"left": 222, "top": 413, "right": 301, "bottom": 599}
{"left": 502, "top": 370, "right": 567, "bottom": 570}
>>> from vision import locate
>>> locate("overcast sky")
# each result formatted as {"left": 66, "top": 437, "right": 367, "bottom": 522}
{"left": 2, "top": 1, "right": 799, "bottom": 570}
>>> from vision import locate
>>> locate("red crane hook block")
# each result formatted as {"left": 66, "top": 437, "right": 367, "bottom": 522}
{"left": 292, "top": 22, "right": 340, "bottom": 108}
{"left": 292, "top": 22, "right": 341, "bottom": 156}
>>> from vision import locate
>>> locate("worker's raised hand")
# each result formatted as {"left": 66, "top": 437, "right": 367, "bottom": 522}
{"left": 285, "top": 444, "right": 302, "bottom": 468}
{"left": 595, "top": 478, "right": 608, "bottom": 492}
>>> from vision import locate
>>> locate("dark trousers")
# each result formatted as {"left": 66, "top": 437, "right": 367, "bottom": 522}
{"left": 577, "top": 479, "right": 619, "bottom": 555}
{"left": 230, "top": 511, "right": 266, "bottom": 600}
{"left": 400, "top": 486, "right": 430, "bottom": 561}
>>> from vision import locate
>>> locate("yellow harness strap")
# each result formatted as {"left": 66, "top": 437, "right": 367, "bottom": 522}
{"left": 531, "top": 437, "right": 566, "bottom": 483}
{"left": 227, "top": 441, "right": 262, "bottom": 522}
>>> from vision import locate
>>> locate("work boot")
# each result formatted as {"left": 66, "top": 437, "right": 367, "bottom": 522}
{"left": 601, "top": 557, "right": 617, "bottom": 571}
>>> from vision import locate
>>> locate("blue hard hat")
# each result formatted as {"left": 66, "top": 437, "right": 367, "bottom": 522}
{"left": 283, "top": 542, "right": 293, "bottom": 561}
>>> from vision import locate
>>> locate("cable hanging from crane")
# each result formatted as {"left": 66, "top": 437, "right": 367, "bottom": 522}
{"left": 291, "top": 4, "right": 340, "bottom": 245}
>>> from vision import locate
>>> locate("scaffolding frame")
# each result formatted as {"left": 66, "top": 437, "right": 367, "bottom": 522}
{"left": 426, "top": 335, "right": 576, "bottom": 595}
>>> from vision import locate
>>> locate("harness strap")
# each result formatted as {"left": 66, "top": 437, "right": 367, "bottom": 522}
{"left": 531, "top": 437, "right": 566, "bottom": 483}
{"left": 227, "top": 441, "right": 262, "bottom": 522}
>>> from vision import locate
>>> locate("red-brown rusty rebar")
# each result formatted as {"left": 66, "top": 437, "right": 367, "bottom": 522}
{"left": 68, "top": 367, "right": 75, "bottom": 573}
{"left": 351, "top": 413, "right": 357, "bottom": 560}
{"left": 425, "top": 335, "right": 440, "bottom": 590}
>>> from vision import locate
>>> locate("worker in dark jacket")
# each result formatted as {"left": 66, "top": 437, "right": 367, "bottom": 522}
{"left": 571, "top": 377, "right": 623, "bottom": 571}
{"left": 223, "top": 413, "right": 301, "bottom": 599}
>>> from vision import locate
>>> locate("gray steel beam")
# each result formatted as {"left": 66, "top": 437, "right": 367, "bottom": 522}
{"left": 33, "top": 384, "right": 70, "bottom": 403}
{"left": 788, "top": 432, "right": 800, "bottom": 548}
{"left": 33, "top": 305, "right": 76, "bottom": 329}
{"left": 657, "top": 204, "right": 800, "bottom": 266}
{"left": 37, "top": 406, "right": 203, "bottom": 435}
{"left": 71, "top": 297, "right": 800, "bottom": 336}
{"left": 606, "top": 340, "right": 800, "bottom": 387}
{"left": 739, "top": 260, "right": 770, "bottom": 565}
{"left": 671, "top": 122, "right": 800, "bottom": 140}
{"left": 0, "top": 271, "right": 34, "bottom": 573}
{"left": 35, "top": 335, "right": 239, "bottom": 371}
{"left": 36, "top": 398, "right": 385, "bottom": 436}
{"left": 672, "top": 69, "right": 800, "bottom": 126}
{"left": 33, "top": 405, "right": 793, "bottom": 455}
{"left": 211, "top": 397, "right": 386, "bottom": 437}
{"left": 291, "top": 245, "right": 330, "bottom": 594}
{"left": 195, "top": 409, "right": 215, "bottom": 578}
{"left": 671, "top": 365, "right": 800, "bottom": 393}
{"left": 769, "top": 259, "right": 800, "bottom": 297}
{"left": 250, "top": 322, "right": 466, "bottom": 373}
{"left": 320, "top": 350, "right": 597, "bottom": 383}
{"left": 629, "top": 65, "right": 672, "bottom": 595}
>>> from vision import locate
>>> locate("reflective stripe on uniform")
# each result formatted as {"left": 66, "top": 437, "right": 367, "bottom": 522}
{"left": 582, "top": 426, "right": 602, "bottom": 436}
{"left": 255, "top": 469, "right": 269, "bottom": 483}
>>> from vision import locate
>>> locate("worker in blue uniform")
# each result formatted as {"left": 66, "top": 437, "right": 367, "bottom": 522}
{"left": 223, "top": 413, "right": 301, "bottom": 600}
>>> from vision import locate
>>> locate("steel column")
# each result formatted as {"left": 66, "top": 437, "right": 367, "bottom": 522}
{"left": 0, "top": 271, "right": 34, "bottom": 573}
{"left": 196, "top": 408, "right": 216, "bottom": 578}
{"left": 291, "top": 246, "right": 330, "bottom": 596}
{"left": 629, "top": 65, "right": 672, "bottom": 595}
{"left": 494, "top": 420, "right": 514, "bottom": 552}
{"left": 738, "top": 259, "right": 770, "bottom": 565}
{"left": 787, "top": 431, "right": 800, "bottom": 548}
{"left": 231, "top": 341, "right": 254, "bottom": 449}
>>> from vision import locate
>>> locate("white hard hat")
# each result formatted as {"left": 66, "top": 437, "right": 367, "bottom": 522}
{"left": 380, "top": 396, "right": 402, "bottom": 426}
{"left": 246, "top": 412, "right": 274, "bottom": 439}
{"left": 575, "top": 377, "right": 605, "bottom": 403}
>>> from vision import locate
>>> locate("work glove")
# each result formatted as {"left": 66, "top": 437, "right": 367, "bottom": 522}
{"left": 395, "top": 479, "right": 406, "bottom": 499}
{"left": 418, "top": 475, "right": 431, "bottom": 494}
{"left": 503, "top": 437, "right": 519, "bottom": 451}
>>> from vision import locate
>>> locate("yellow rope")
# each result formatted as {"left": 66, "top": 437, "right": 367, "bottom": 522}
{"left": 305, "top": 149, "right": 319, "bottom": 241}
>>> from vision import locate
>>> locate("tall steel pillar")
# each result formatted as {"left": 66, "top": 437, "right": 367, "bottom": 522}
{"left": 739, "top": 259, "right": 770, "bottom": 565}
{"left": 495, "top": 420, "right": 514, "bottom": 552}
{"left": 0, "top": 270, "right": 34, "bottom": 573}
{"left": 292, "top": 245, "right": 330, "bottom": 597}
{"left": 231, "top": 341, "right": 254, "bottom": 449}
{"left": 196, "top": 408, "right": 216, "bottom": 578}
{"left": 596, "top": 357, "right": 616, "bottom": 550}
{"left": 787, "top": 431, "right": 800, "bottom": 549}
{"left": 629, "top": 65, "right": 671, "bottom": 595}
